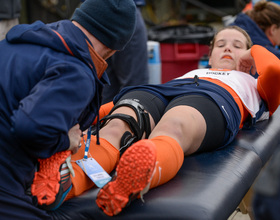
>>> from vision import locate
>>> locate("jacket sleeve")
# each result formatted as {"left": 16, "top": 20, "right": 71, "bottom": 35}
{"left": 251, "top": 45, "right": 280, "bottom": 115}
{"left": 11, "top": 63, "right": 95, "bottom": 159}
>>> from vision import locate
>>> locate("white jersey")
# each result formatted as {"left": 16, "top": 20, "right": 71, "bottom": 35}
{"left": 177, "top": 69, "right": 262, "bottom": 118}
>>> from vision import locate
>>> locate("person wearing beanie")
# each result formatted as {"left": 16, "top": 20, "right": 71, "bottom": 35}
{"left": 71, "top": 0, "right": 136, "bottom": 51}
{"left": 0, "top": 0, "right": 136, "bottom": 218}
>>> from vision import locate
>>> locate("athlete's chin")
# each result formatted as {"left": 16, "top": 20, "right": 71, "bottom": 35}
{"left": 217, "top": 63, "right": 235, "bottom": 70}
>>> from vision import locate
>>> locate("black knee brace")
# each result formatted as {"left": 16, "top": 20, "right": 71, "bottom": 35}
{"left": 94, "top": 99, "right": 151, "bottom": 155}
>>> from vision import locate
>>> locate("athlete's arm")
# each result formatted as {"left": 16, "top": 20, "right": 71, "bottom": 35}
{"left": 251, "top": 45, "right": 280, "bottom": 115}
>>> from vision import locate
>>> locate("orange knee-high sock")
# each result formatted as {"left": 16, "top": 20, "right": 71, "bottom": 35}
{"left": 66, "top": 136, "right": 120, "bottom": 200}
{"left": 149, "top": 136, "right": 184, "bottom": 189}
{"left": 92, "top": 101, "right": 114, "bottom": 125}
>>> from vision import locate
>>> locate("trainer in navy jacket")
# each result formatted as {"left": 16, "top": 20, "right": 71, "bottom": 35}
{"left": 0, "top": 20, "right": 109, "bottom": 219}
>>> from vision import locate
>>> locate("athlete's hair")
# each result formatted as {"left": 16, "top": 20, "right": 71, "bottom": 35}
{"left": 209, "top": 26, "right": 253, "bottom": 56}
{"left": 245, "top": 0, "right": 280, "bottom": 32}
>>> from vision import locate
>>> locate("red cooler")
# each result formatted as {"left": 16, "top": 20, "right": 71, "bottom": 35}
{"left": 160, "top": 42, "right": 210, "bottom": 83}
{"left": 148, "top": 25, "right": 215, "bottom": 83}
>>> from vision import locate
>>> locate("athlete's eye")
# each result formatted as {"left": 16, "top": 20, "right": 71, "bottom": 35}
{"left": 233, "top": 41, "right": 245, "bottom": 49}
{"left": 215, "top": 40, "right": 225, "bottom": 48}
{"left": 216, "top": 42, "right": 225, "bottom": 48}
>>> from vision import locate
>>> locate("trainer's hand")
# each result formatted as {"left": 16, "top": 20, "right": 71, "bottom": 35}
{"left": 68, "top": 124, "right": 82, "bottom": 154}
{"left": 237, "top": 49, "right": 257, "bottom": 75}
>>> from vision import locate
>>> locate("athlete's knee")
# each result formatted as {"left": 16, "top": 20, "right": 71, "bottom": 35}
{"left": 153, "top": 117, "right": 185, "bottom": 140}
{"left": 100, "top": 118, "right": 131, "bottom": 138}
{"left": 95, "top": 99, "right": 152, "bottom": 155}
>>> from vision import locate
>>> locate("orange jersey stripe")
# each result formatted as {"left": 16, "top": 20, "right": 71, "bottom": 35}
{"left": 201, "top": 77, "right": 248, "bottom": 128}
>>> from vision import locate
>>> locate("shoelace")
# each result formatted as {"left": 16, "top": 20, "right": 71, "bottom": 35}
{"left": 65, "top": 155, "right": 75, "bottom": 177}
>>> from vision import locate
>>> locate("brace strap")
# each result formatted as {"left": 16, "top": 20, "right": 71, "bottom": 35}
{"left": 92, "top": 99, "right": 151, "bottom": 140}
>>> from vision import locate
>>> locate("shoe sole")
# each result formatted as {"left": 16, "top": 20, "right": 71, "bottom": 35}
{"left": 31, "top": 150, "right": 71, "bottom": 206}
{"left": 96, "top": 140, "right": 156, "bottom": 216}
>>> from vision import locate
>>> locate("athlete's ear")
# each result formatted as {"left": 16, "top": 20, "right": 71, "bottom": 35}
{"left": 265, "top": 24, "right": 278, "bottom": 46}
{"left": 270, "top": 24, "right": 278, "bottom": 34}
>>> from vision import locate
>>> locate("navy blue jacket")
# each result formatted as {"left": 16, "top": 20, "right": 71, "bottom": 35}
{"left": 231, "top": 13, "right": 280, "bottom": 59}
{"left": 0, "top": 20, "right": 109, "bottom": 219}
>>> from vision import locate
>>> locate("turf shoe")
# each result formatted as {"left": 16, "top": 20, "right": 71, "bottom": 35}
{"left": 96, "top": 140, "right": 157, "bottom": 216}
{"left": 31, "top": 150, "right": 74, "bottom": 210}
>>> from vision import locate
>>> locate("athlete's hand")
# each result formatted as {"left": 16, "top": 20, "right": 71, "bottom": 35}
{"left": 68, "top": 124, "right": 82, "bottom": 154}
{"left": 237, "top": 49, "right": 257, "bottom": 75}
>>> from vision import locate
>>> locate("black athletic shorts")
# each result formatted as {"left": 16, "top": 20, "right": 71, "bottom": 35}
{"left": 118, "top": 91, "right": 226, "bottom": 153}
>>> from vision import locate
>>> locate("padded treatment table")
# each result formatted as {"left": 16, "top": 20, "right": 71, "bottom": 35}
{"left": 51, "top": 107, "right": 280, "bottom": 220}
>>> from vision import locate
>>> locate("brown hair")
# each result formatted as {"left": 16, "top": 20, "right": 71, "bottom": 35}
{"left": 245, "top": 0, "right": 280, "bottom": 32}
{"left": 209, "top": 26, "right": 253, "bottom": 56}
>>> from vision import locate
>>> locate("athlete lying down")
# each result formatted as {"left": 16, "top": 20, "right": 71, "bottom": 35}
{"left": 31, "top": 26, "right": 280, "bottom": 216}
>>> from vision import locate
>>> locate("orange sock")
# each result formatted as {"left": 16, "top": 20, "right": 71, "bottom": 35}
{"left": 149, "top": 136, "right": 184, "bottom": 189}
{"left": 92, "top": 101, "right": 114, "bottom": 125}
{"left": 66, "top": 136, "right": 120, "bottom": 200}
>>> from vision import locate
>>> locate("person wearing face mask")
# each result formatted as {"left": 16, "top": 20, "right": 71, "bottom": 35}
{"left": 0, "top": 0, "right": 136, "bottom": 218}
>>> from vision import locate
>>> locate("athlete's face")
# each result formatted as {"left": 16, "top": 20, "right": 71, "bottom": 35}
{"left": 209, "top": 29, "right": 248, "bottom": 70}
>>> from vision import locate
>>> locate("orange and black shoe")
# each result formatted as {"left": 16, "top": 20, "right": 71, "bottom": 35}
{"left": 31, "top": 150, "right": 74, "bottom": 211}
{"left": 96, "top": 140, "right": 157, "bottom": 216}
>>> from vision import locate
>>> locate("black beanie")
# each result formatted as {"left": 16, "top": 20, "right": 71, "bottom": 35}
{"left": 71, "top": 0, "right": 136, "bottom": 51}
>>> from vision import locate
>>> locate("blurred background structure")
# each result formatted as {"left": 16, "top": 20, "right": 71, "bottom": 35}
{"left": 20, "top": 0, "right": 81, "bottom": 23}
{"left": 18, "top": 0, "right": 249, "bottom": 30}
